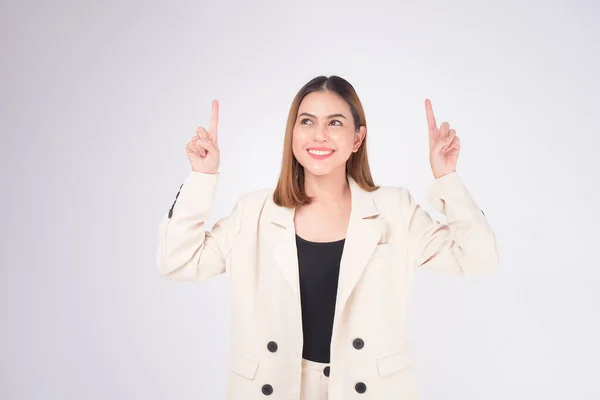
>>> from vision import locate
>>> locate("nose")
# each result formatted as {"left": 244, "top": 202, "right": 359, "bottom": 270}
{"left": 314, "top": 124, "right": 329, "bottom": 142}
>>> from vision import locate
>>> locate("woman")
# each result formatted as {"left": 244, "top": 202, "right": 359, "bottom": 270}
{"left": 156, "top": 75, "right": 498, "bottom": 399}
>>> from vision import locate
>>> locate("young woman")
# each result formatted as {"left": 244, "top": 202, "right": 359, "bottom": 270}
{"left": 156, "top": 75, "right": 498, "bottom": 400}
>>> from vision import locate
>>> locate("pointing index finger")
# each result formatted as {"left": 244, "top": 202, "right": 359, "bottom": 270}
{"left": 209, "top": 99, "right": 219, "bottom": 144}
{"left": 425, "top": 98, "right": 438, "bottom": 141}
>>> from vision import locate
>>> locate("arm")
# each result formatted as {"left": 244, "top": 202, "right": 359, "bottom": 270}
{"left": 156, "top": 171, "right": 243, "bottom": 282}
{"left": 402, "top": 172, "right": 499, "bottom": 277}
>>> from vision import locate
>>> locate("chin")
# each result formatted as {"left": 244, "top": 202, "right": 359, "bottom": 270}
{"left": 294, "top": 150, "right": 347, "bottom": 177}
{"left": 303, "top": 168, "right": 332, "bottom": 177}
{"left": 300, "top": 161, "right": 345, "bottom": 178}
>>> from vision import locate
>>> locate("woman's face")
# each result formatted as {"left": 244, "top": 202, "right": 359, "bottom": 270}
{"left": 292, "top": 91, "right": 366, "bottom": 178}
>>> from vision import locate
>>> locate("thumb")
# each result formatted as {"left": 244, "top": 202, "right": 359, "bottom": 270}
{"left": 434, "top": 136, "right": 452, "bottom": 152}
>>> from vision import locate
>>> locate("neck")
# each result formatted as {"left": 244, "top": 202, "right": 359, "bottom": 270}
{"left": 303, "top": 167, "right": 350, "bottom": 204}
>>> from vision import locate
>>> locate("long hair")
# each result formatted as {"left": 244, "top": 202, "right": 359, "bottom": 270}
{"left": 272, "top": 75, "right": 379, "bottom": 208}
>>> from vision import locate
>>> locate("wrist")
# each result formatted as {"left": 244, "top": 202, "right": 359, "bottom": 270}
{"left": 433, "top": 169, "right": 456, "bottom": 179}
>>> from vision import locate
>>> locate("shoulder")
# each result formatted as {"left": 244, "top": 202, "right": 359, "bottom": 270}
{"left": 367, "top": 184, "right": 423, "bottom": 230}
{"left": 234, "top": 187, "right": 274, "bottom": 209}
{"left": 368, "top": 183, "right": 426, "bottom": 222}
{"left": 370, "top": 183, "right": 413, "bottom": 207}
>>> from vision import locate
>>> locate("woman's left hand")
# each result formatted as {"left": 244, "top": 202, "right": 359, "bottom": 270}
{"left": 425, "top": 98, "right": 460, "bottom": 179}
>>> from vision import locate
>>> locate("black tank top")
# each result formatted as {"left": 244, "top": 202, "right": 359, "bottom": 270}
{"left": 295, "top": 233, "right": 345, "bottom": 363}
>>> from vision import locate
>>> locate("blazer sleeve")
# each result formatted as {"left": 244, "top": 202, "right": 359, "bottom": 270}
{"left": 401, "top": 171, "right": 499, "bottom": 277}
{"left": 156, "top": 170, "right": 243, "bottom": 282}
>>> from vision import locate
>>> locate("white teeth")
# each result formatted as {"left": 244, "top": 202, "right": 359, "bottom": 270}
{"left": 308, "top": 149, "right": 333, "bottom": 156}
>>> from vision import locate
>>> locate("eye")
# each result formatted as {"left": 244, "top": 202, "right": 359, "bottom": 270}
{"left": 330, "top": 120, "right": 342, "bottom": 126}
{"left": 300, "top": 118, "right": 312, "bottom": 125}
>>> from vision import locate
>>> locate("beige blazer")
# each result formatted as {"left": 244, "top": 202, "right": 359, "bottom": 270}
{"left": 156, "top": 171, "right": 499, "bottom": 399}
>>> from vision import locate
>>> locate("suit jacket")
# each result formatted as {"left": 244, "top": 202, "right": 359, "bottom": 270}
{"left": 156, "top": 171, "right": 499, "bottom": 399}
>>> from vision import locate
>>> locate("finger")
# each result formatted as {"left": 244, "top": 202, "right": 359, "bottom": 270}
{"left": 446, "top": 141, "right": 460, "bottom": 155}
{"left": 187, "top": 140, "right": 202, "bottom": 157}
{"left": 193, "top": 137, "right": 207, "bottom": 157}
{"left": 439, "top": 122, "right": 450, "bottom": 138}
{"left": 451, "top": 135, "right": 460, "bottom": 148}
{"left": 196, "top": 126, "right": 209, "bottom": 140}
{"left": 436, "top": 133, "right": 453, "bottom": 152}
{"left": 209, "top": 99, "right": 219, "bottom": 144}
{"left": 444, "top": 129, "right": 456, "bottom": 149}
{"left": 443, "top": 135, "right": 459, "bottom": 152}
{"left": 448, "top": 128, "right": 456, "bottom": 139}
{"left": 451, "top": 137, "right": 461, "bottom": 151}
{"left": 425, "top": 98, "right": 438, "bottom": 140}
{"left": 196, "top": 137, "right": 218, "bottom": 154}
{"left": 186, "top": 141, "right": 195, "bottom": 154}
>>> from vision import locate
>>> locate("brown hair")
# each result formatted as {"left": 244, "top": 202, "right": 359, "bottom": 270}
{"left": 272, "top": 75, "right": 379, "bottom": 208}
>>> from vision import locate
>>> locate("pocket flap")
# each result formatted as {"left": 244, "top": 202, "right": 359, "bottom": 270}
{"left": 376, "top": 347, "right": 414, "bottom": 377}
{"left": 229, "top": 355, "right": 260, "bottom": 379}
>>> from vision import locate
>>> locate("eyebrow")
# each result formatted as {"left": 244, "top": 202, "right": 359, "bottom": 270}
{"left": 298, "top": 112, "right": 347, "bottom": 120}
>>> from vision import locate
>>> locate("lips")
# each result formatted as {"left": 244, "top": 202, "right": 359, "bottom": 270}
{"left": 307, "top": 148, "right": 334, "bottom": 159}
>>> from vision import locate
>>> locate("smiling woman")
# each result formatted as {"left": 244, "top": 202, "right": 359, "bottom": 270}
{"left": 296, "top": 105, "right": 350, "bottom": 162}
{"left": 157, "top": 74, "right": 499, "bottom": 400}
{"left": 273, "top": 76, "right": 377, "bottom": 208}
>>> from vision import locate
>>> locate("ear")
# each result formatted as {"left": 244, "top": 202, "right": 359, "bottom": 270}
{"left": 352, "top": 126, "right": 367, "bottom": 152}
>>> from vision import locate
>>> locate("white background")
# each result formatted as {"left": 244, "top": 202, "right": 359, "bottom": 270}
{"left": 2, "top": 0, "right": 599, "bottom": 398}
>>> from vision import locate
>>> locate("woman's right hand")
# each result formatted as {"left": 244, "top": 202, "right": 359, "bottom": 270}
{"left": 186, "top": 99, "right": 220, "bottom": 174}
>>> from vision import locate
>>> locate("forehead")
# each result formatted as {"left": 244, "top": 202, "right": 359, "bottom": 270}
{"left": 298, "top": 91, "right": 349, "bottom": 114}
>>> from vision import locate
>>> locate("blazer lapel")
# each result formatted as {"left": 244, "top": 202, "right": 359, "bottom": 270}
{"left": 334, "top": 176, "right": 385, "bottom": 313}
{"left": 263, "top": 176, "right": 385, "bottom": 307}
{"left": 264, "top": 196, "right": 301, "bottom": 301}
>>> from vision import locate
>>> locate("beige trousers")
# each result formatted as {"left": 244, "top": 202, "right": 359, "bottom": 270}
{"left": 300, "top": 358, "right": 330, "bottom": 400}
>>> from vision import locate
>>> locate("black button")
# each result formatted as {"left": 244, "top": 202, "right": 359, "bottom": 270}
{"left": 355, "top": 382, "right": 367, "bottom": 394}
{"left": 323, "top": 366, "right": 330, "bottom": 377}
{"left": 261, "top": 384, "right": 273, "bottom": 395}
{"left": 352, "top": 338, "right": 364, "bottom": 349}
{"left": 267, "top": 341, "right": 278, "bottom": 353}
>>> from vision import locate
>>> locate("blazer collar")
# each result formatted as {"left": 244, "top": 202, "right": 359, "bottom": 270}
{"left": 267, "top": 175, "right": 381, "bottom": 228}
{"left": 264, "top": 175, "right": 386, "bottom": 318}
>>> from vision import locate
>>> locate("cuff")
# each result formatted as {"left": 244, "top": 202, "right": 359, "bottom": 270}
{"left": 174, "top": 171, "right": 220, "bottom": 215}
{"left": 426, "top": 171, "right": 467, "bottom": 214}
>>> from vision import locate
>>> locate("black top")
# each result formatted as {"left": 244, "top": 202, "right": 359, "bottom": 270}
{"left": 295, "top": 233, "right": 345, "bottom": 363}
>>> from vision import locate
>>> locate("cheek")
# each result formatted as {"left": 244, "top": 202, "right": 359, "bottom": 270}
{"left": 291, "top": 131, "right": 301, "bottom": 147}
{"left": 292, "top": 129, "right": 303, "bottom": 144}
{"left": 329, "top": 131, "right": 355, "bottom": 151}
{"left": 292, "top": 129, "right": 309, "bottom": 155}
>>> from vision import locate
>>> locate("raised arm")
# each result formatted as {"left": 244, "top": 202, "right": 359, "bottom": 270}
{"left": 156, "top": 171, "right": 243, "bottom": 281}
{"left": 156, "top": 99, "right": 242, "bottom": 282}
{"left": 402, "top": 99, "right": 499, "bottom": 276}
{"left": 402, "top": 172, "right": 499, "bottom": 277}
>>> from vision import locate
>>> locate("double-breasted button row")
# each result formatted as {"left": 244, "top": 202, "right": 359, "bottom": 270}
{"left": 261, "top": 340, "right": 279, "bottom": 395}
{"left": 352, "top": 337, "right": 367, "bottom": 394}
{"left": 260, "top": 338, "right": 367, "bottom": 395}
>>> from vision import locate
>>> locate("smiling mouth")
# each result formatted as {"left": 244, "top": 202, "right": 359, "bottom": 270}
{"left": 307, "top": 149, "right": 334, "bottom": 156}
